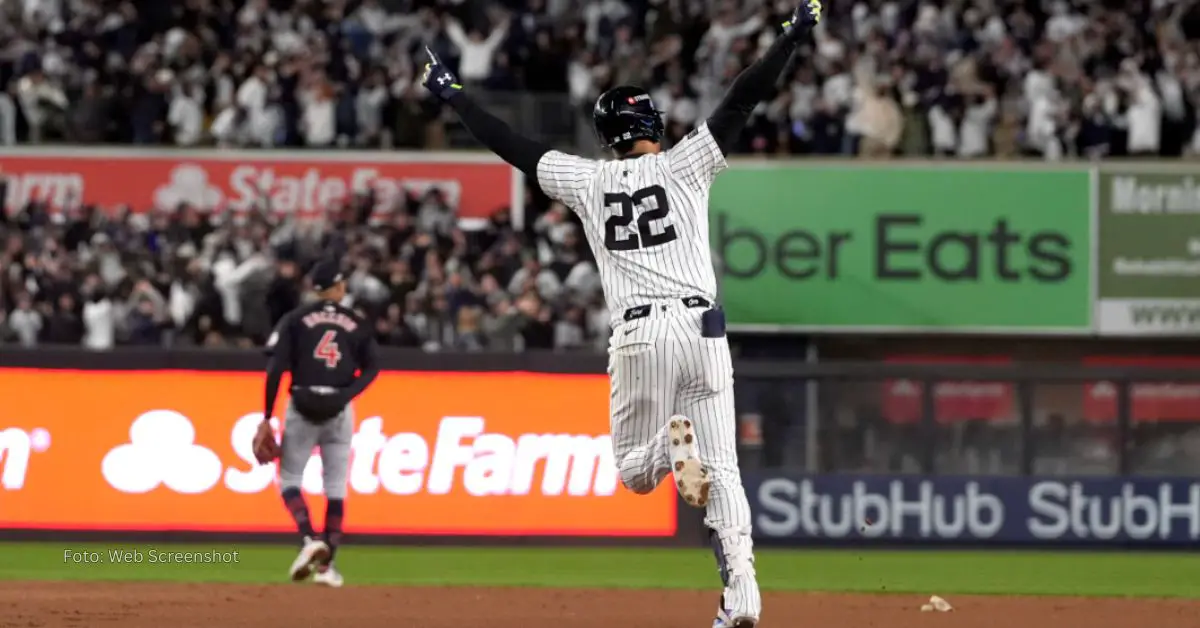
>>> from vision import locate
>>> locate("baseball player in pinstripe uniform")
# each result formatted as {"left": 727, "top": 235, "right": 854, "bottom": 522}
{"left": 423, "top": 2, "right": 820, "bottom": 625}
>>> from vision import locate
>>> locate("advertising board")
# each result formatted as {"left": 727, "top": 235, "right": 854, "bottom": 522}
{"left": 710, "top": 165, "right": 1092, "bottom": 333}
{"left": 880, "top": 356, "right": 1014, "bottom": 423}
{"left": 0, "top": 147, "right": 520, "bottom": 227}
{"left": 748, "top": 473, "right": 1200, "bottom": 545}
{"left": 0, "top": 369, "right": 675, "bottom": 537}
{"left": 1082, "top": 356, "right": 1200, "bottom": 422}
{"left": 1095, "top": 169, "right": 1200, "bottom": 335}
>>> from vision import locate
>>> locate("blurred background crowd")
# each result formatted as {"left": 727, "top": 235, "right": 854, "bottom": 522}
{"left": 2, "top": 0, "right": 1199, "bottom": 158}
{"left": 2, "top": 0, "right": 1199, "bottom": 353}
{"left": 0, "top": 188, "right": 607, "bottom": 352}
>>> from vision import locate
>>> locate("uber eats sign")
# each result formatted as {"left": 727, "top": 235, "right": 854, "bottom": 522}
{"left": 710, "top": 165, "right": 1092, "bottom": 333}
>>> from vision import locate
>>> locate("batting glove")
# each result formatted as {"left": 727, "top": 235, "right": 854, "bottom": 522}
{"left": 783, "top": 0, "right": 822, "bottom": 35}
{"left": 421, "top": 46, "right": 463, "bottom": 101}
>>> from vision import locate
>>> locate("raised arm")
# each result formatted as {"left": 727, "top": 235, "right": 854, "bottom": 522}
{"left": 706, "top": 0, "right": 823, "bottom": 155}
{"left": 445, "top": 18, "right": 469, "bottom": 49}
{"left": 483, "top": 19, "right": 509, "bottom": 50}
{"left": 421, "top": 47, "right": 547, "bottom": 176}
{"left": 421, "top": 47, "right": 595, "bottom": 207}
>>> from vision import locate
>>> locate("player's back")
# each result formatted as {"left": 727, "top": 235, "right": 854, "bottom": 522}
{"left": 537, "top": 123, "right": 729, "bottom": 316}
{"left": 281, "top": 301, "right": 369, "bottom": 389}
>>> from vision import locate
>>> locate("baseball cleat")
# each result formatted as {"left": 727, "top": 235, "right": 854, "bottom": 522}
{"left": 312, "top": 563, "right": 344, "bottom": 588}
{"left": 713, "top": 609, "right": 757, "bottom": 628}
{"left": 668, "top": 416, "right": 710, "bottom": 508}
{"left": 289, "top": 537, "right": 330, "bottom": 582}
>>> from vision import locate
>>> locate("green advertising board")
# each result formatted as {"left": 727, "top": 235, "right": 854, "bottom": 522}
{"left": 1095, "top": 169, "right": 1200, "bottom": 336}
{"left": 709, "top": 165, "right": 1092, "bottom": 333}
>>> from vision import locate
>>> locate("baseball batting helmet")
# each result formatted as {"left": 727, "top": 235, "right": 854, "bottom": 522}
{"left": 592, "top": 85, "right": 665, "bottom": 150}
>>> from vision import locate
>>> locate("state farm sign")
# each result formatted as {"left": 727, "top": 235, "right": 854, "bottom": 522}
{"left": 102, "top": 411, "right": 618, "bottom": 499}
{"left": 1, "top": 368, "right": 675, "bottom": 537}
{"left": 0, "top": 147, "right": 520, "bottom": 223}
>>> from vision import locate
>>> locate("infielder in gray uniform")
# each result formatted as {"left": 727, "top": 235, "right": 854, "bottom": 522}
{"left": 255, "top": 259, "right": 379, "bottom": 588}
{"left": 421, "top": 1, "right": 821, "bottom": 625}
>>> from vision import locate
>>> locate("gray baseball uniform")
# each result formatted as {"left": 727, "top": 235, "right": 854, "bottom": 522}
{"left": 280, "top": 397, "right": 354, "bottom": 499}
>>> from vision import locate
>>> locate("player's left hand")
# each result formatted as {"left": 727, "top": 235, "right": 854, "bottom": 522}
{"left": 252, "top": 419, "right": 281, "bottom": 464}
{"left": 783, "top": 0, "right": 822, "bottom": 35}
{"left": 421, "top": 46, "right": 463, "bottom": 101}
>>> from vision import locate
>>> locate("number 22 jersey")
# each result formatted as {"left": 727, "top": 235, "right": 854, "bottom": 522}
{"left": 535, "top": 122, "right": 727, "bottom": 318}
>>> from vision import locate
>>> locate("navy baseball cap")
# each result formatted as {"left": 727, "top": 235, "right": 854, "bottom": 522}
{"left": 308, "top": 259, "right": 344, "bottom": 292}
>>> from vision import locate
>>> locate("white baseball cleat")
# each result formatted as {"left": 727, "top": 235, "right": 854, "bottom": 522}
{"left": 289, "top": 537, "right": 330, "bottom": 582}
{"left": 312, "top": 563, "right": 344, "bottom": 588}
{"left": 668, "top": 416, "right": 710, "bottom": 508}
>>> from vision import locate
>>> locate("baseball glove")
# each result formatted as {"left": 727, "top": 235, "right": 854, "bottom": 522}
{"left": 252, "top": 420, "right": 281, "bottom": 464}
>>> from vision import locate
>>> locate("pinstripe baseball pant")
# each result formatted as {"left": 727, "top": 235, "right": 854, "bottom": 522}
{"left": 606, "top": 300, "right": 753, "bottom": 534}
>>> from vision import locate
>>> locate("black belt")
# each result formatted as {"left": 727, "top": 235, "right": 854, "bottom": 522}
{"left": 623, "top": 296, "right": 711, "bottom": 322}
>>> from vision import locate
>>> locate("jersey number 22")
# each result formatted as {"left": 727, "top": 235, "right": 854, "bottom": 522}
{"left": 603, "top": 185, "right": 678, "bottom": 251}
{"left": 313, "top": 330, "right": 342, "bottom": 368}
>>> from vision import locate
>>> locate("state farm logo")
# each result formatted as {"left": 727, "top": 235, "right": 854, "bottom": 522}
{"left": 0, "top": 427, "right": 52, "bottom": 490}
{"left": 101, "top": 411, "right": 618, "bottom": 497}
{"left": 149, "top": 162, "right": 463, "bottom": 213}
{"left": 2, "top": 171, "right": 84, "bottom": 208}
{"left": 153, "top": 165, "right": 223, "bottom": 210}
{"left": 102, "top": 410, "right": 223, "bottom": 494}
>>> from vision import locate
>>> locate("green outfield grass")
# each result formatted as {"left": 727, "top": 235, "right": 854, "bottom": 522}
{"left": 1, "top": 543, "right": 1198, "bottom": 598}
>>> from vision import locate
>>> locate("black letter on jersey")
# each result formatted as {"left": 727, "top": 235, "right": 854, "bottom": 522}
{"left": 603, "top": 185, "right": 678, "bottom": 251}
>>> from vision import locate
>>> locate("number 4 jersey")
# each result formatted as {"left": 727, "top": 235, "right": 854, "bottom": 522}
{"left": 536, "top": 122, "right": 726, "bottom": 318}
{"left": 265, "top": 300, "right": 376, "bottom": 389}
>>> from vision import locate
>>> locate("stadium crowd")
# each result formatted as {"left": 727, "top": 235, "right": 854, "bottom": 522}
{"left": 1, "top": 0, "right": 1198, "bottom": 158}
{"left": 0, "top": 185, "right": 609, "bottom": 352}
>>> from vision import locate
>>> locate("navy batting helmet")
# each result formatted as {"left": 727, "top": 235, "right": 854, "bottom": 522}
{"left": 592, "top": 85, "right": 665, "bottom": 150}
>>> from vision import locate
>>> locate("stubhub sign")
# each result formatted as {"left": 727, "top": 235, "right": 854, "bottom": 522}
{"left": 749, "top": 474, "right": 1200, "bottom": 545}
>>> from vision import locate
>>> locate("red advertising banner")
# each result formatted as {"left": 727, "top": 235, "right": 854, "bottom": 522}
{"left": 1082, "top": 357, "right": 1200, "bottom": 422}
{"left": 0, "top": 148, "right": 519, "bottom": 223}
{"left": 882, "top": 356, "right": 1015, "bottom": 423}
{"left": 0, "top": 369, "right": 676, "bottom": 536}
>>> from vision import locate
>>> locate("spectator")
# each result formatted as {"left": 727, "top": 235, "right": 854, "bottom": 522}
{"left": 301, "top": 79, "right": 337, "bottom": 147}
{"left": 9, "top": 293, "right": 42, "bottom": 347}
{"left": 168, "top": 83, "right": 206, "bottom": 147}
{"left": 554, "top": 306, "right": 588, "bottom": 352}
{"left": 853, "top": 77, "right": 904, "bottom": 158}
{"left": 959, "top": 86, "right": 998, "bottom": 158}
{"left": 82, "top": 280, "right": 116, "bottom": 351}
{"left": 236, "top": 64, "right": 276, "bottom": 147}
{"left": 1124, "top": 63, "right": 1163, "bottom": 158}
{"left": 16, "top": 68, "right": 68, "bottom": 142}
{"left": 43, "top": 293, "right": 83, "bottom": 345}
{"left": 70, "top": 83, "right": 113, "bottom": 143}
{"left": 211, "top": 106, "right": 251, "bottom": 147}
{"left": 444, "top": 17, "right": 510, "bottom": 88}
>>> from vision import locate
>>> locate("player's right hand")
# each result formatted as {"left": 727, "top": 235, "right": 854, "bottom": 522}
{"left": 421, "top": 46, "right": 463, "bottom": 101}
{"left": 783, "top": 0, "right": 822, "bottom": 35}
{"left": 252, "top": 419, "right": 281, "bottom": 465}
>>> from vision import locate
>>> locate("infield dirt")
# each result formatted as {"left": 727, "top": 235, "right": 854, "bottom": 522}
{"left": 4, "top": 581, "right": 1196, "bottom": 627}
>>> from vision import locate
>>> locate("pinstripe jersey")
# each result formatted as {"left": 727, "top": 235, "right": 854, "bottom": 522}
{"left": 536, "top": 122, "right": 727, "bottom": 319}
